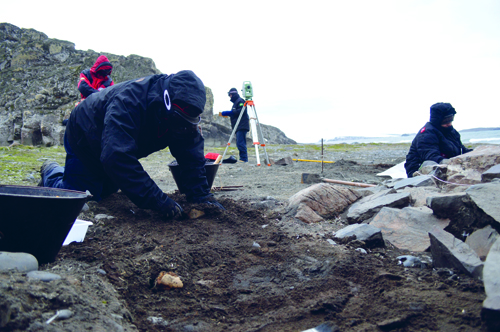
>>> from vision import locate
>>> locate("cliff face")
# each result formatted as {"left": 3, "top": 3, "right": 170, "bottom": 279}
{"left": 0, "top": 23, "right": 295, "bottom": 147}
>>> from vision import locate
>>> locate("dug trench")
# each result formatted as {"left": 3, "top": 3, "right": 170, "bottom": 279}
{"left": 55, "top": 191, "right": 486, "bottom": 332}
{"left": 0, "top": 146, "right": 488, "bottom": 331}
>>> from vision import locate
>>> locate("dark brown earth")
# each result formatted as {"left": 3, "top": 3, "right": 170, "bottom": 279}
{"left": 1, "top": 144, "right": 490, "bottom": 332}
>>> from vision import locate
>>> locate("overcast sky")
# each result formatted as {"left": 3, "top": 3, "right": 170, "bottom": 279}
{"left": 2, "top": 0, "right": 499, "bottom": 143}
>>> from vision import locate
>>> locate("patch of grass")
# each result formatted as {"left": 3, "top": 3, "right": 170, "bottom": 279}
{"left": 0, "top": 145, "right": 66, "bottom": 185}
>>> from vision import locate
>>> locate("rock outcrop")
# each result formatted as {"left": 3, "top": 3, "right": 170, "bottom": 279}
{"left": 0, "top": 23, "right": 296, "bottom": 147}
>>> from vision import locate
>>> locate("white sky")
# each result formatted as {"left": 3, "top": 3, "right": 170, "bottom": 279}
{"left": 2, "top": 0, "right": 499, "bottom": 143}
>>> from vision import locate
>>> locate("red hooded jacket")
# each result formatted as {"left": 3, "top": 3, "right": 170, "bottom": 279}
{"left": 77, "top": 55, "right": 114, "bottom": 99}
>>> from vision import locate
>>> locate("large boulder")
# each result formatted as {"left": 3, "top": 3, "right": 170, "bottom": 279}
{"left": 445, "top": 145, "right": 500, "bottom": 184}
{"left": 287, "top": 183, "right": 361, "bottom": 223}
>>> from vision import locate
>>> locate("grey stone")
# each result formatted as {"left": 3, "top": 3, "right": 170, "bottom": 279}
{"left": 482, "top": 238, "right": 500, "bottom": 331}
{"left": 465, "top": 225, "right": 500, "bottom": 261}
{"left": 483, "top": 239, "right": 500, "bottom": 309}
{"left": 370, "top": 207, "right": 449, "bottom": 252}
{"left": 333, "top": 223, "right": 384, "bottom": 248}
{"left": 428, "top": 227, "right": 483, "bottom": 278}
{"left": 392, "top": 175, "right": 435, "bottom": 190}
{"left": 466, "top": 182, "right": 500, "bottom": 226}
{"left": 0, "top": 252, "right": 38, "bottom": 272}
{"left": 27, "top": 271, "right": 62, "bottom": 282}
{"left": 426, "top": 192, "right": 469, "bottom": 219}
{"left": 253, "top": 200, "right": 275, "bottom": 210}
{"left": 482, "top": 164, "right": 500, "bottom": 182}
{"left": 402, "top": 186, "right": 441, "bottom": 207}
{"left": 273, "top": 156, "right": 294, "bottom": 166}
{"left": 346, "top": 191, "right": 410, "bottom": 224}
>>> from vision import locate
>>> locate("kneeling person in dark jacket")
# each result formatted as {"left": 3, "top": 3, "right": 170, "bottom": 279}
{"left": 404, "top": 102, "right": 472, "bottom": 178}
{"left": 39, "top": 70, "right": 224, "bottom": 219}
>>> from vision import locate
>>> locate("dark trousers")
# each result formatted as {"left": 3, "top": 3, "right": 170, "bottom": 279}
{"left": 41, "top": 133, "right": 118, "bottom": 201}
{"left": 236, "top": 130, "right": 248, "bottom": 162}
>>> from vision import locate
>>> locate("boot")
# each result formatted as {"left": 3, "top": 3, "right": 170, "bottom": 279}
{"left": 37, "top": 161, "right": 59, "bottom": 187}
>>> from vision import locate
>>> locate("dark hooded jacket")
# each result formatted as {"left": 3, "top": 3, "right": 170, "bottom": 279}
{"left": 404, "top": 103, "right": 472, "bottom": 177}
{"left": 66, "top": 70, "right": 209, "bottom": 214}
{"left": 222, "top": 93, "right": 249, "bottom": 132}
{"left": 78, "top": 55, "right": 114, "bottom": 99}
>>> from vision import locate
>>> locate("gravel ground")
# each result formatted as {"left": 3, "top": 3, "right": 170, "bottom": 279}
{"left": 141, "top": 144, "right": 409, "bottom": 202}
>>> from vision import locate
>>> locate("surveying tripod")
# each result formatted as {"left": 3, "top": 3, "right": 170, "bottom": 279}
{"left": 220, "top": 82, "right": 271, "bottom": 166}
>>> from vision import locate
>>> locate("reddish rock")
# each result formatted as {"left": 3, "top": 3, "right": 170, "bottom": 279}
{"left": 287, "top": 183, "right": 361, "bottom": 223}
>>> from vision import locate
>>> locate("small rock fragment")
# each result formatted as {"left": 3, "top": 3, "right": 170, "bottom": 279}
{"left": 188, "top": 209, "right": 205, "bottom": 219}
{"left": 155, "top": 271, "right": 183, "bottom": 289}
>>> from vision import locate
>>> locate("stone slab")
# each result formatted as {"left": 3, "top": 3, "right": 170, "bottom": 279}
{"left": 429, "top": 227, "right": 483, "bottom": 278}
{"left": 346, "top": 191, "right": 410, "bottom": 224}
{"left": 465, "top": 225, "right": 500, "bottom": 261}
{"left": 426, "top": 193, "right": 468, "bottom": 219}
{"left": 333, "top": 223, "right": 384, "bottom": 248}
{"left": 483, "top": 238, "right": 500, "bottom": 309}
{"left": 482, "top": 164, "right": 500, "bottom": 183}
{"left": 392, "top": 175, "right": 434, "bottom": 190}
{"left": 466, "top": 182, "right": 500, "bottom": 226}
{"left": 370, "top": 207, "right": 449, "bottom": 252}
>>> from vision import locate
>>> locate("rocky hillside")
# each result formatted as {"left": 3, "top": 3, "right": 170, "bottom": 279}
{"left": 0, "top": 23, "right": 295, "bottom": 147}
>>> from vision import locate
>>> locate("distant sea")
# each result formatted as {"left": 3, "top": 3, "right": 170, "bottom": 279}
{"left": 320, "top": 128, "right": 500, "bottom": 145}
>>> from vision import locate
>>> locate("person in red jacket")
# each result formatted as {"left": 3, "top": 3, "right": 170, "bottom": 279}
{"left": 63, "top": 55, "right": 115, "bottom": 126}
{"left": 78, "top": 55, "right": 114, "bottom": 100}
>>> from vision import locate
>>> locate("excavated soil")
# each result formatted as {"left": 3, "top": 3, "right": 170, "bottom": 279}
{"left": 1, "top": 145, "right": 490, "bottom": 331}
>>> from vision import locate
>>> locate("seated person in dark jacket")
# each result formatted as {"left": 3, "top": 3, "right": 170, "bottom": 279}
{"left": 404, "top": 102, "right": 472, "bottom": 178}
{"left": 39, "top": 70, "right": 223, "bottom": 219}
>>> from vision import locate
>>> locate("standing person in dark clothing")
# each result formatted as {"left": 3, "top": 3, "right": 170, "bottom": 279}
{"left": 219, "top": 88, "right": 249, "bottom": 162}
{"left": 78, "top": 55, "right": 114, "bottom": 100}
{"left": 404, "top": 102, "right": 472, "bottom": 178}
{"left": 39, "top": 70, "right": 224, "bottom": 219}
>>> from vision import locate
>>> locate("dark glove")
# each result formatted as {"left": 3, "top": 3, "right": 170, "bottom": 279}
{"left": 191, "top": 194, "right": 225, "bottom": 210}
{"left": 162, "top": 197, "right": 184, "bottom": 219}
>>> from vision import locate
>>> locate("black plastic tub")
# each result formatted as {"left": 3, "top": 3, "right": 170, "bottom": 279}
{"left": 168, "top": 162, "right": 219, "bottom": 193}
{"left": 0, "top": 185, "right": 91, "bottom": 264}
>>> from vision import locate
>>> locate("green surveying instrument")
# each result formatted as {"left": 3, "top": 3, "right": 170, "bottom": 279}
{"left": 242, "top": 81, "right": 253, "bottom": 100}
{"left": 219, "top": 81, "right": 271, "bottom": 166}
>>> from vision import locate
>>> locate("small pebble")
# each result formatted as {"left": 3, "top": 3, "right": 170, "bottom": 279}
{"left": 27, "top": 271, "right": 62, "bottom": 282}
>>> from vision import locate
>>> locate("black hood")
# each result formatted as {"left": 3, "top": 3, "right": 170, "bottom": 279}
{"left": 429, "top": 102, "right": 456, "bottom": 127}
{"left": 165, "top": 70, "right": 206, "bottom": 113}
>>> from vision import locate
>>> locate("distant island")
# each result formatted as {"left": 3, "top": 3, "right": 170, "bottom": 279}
{"left": 459, "top": 127, "right": 500, "bottom": 133}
